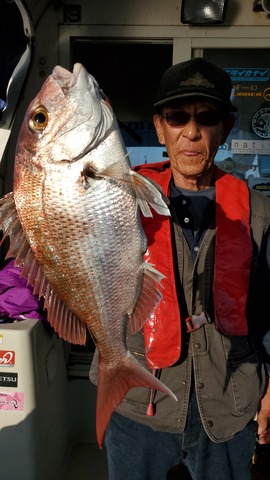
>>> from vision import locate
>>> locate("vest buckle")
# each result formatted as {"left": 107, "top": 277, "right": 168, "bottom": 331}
{"left": 185, "top": 311, "right": 211, "bottom": 333}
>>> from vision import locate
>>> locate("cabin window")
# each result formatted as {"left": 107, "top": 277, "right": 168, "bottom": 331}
{"left": 204, "top": 48, "right": 270, "bottom": 193}
{"left": 71, "top": 39, "right": 173, "bottom": 165}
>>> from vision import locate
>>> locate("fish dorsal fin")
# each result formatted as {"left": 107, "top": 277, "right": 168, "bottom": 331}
{"left": 44, "top": 288, "right": 87, "bottom": 345}
{"left": 127, "top": 262, "right": 165, "bottom": 335}
{"left": 0, "top": 193, "right": 87, "bottom": 345}
{"left": 130, "top": 170, "right": 170, "bottom": 218}
{"left": 0, "top": 193, "right": 21, "bottom": 245}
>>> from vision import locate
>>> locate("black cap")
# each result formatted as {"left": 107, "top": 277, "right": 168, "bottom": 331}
{"left": 154, "top": 58, "right": 237, "bottom": 112}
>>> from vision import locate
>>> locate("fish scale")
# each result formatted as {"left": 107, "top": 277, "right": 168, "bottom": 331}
{"left": 0, "top": 63, "right": 177, "bottom": 447}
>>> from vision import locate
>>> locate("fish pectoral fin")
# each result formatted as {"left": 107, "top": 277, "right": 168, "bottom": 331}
{"left": 83, "top": 160, "right": 170, "bottom": 219}
{"left": 95, "top": 351, "right": 177, "bottom": 448}
{"left": 127, "top": 262, "right": 165, "bottom": 335}
{"left": 82, "top": 164, "right": 100, "bottom": 179}
{"left": 81, "top": 159, "right": 127, "bottom": 186}
{"left": 130, "top": 170, "right": 170, "bottom": 218}
{"left": 96, "top": 159, "right": 127, "bottom": 181}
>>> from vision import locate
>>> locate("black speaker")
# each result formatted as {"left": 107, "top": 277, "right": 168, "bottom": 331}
{"left": 181, "top": 0, "right": 228, "bottom": 25}
{"left": 262, "top": 0, "right": 270, "bottom": 13}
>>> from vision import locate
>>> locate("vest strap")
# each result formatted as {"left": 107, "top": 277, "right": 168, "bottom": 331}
{"left": 185, "top": 311, "right": 212, "bottom": 333}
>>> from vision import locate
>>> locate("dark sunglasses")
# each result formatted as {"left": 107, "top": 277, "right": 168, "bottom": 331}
{"left": 160, "top": 110, "right": 224, "bottom": 127}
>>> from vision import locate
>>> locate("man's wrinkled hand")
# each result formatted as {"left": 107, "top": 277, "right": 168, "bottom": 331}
{"left": 257, "top": 378, "right": 270, "bottom": 444}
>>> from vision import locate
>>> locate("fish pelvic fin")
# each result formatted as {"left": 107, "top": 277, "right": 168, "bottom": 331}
{"left": 130, "top": 170, "right": 170, "bottom": 218}
{"left": 95, "top": 351, "right": 177, "bottom": 448}
{"left": 127, "top": 262, "right": 165, "bottom": 335}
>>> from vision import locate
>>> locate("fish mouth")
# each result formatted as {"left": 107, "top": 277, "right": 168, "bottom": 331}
{"left": 52, "top": 63, "right": 109, "bottom": 110}
{"left": 52, "top": 63, "right": 105, "bottom": 102}
{"left": 48, "top": 63, "right": 115, "bottom": 161}
{"left": 52, "top": 63, "right": 83, "bottom": 90}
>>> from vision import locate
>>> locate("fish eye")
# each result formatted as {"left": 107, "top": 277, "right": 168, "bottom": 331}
{"left": 28, "top": 106, "right": 49, "bottom": 133}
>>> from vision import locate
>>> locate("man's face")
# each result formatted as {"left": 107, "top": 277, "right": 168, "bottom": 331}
{"left": 154, "top": 100, "right": 234, "bottom": 188}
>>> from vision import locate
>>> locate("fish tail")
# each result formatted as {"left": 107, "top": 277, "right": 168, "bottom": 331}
{"left": 95, "top": 352, "right": 177, "bottom": 448}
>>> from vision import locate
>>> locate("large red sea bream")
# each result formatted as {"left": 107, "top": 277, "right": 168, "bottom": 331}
{"left": 0, "top": 64, "right": 176, "bottom": 447}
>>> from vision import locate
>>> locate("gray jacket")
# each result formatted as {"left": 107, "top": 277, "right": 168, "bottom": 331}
{"left": 116, "top": 188, "right": 270, "bottom": 442}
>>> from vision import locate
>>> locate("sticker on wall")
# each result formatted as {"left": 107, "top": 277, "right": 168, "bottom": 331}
{"left": 263, "top": 87, "right": 270, "bottom": 102}
{"left": 0, "top": 392, "right": 24, "bottom": 410}
{"left": 225, "top": 68, "right": 269, "bottom": 82}
{"left": 252, "top": 108, "right": 270, "bottom": 138}
{"left": 220, "top": 157, "right": 236, "bottom": 173}
{"left": 231, "top": 139, "right": 270, "bottom": 155}
{"left": 249, "top": 178, "right": 270, "bottom": 197}
{"left": 0, "top": 350, "right": 15, "bottom": 366}
{"left": 0, "top": 372, "right": 18, "bottom": 387}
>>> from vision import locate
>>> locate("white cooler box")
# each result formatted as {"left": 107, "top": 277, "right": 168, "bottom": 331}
{"left": 0, "top": 318, "right": 69, "bottom": 480}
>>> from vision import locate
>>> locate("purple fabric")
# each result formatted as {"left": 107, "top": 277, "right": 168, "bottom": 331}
{"left": 0, "top": 259, "right": 46, "bottom": 321}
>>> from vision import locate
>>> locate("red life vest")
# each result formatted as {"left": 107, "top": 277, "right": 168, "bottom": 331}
{"left": 135, "top": 161, "right": 252, "bottom": 369}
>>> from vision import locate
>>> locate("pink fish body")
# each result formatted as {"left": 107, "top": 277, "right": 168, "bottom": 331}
{"left": 0, "top": 64, "right": 177, "bottom": 447}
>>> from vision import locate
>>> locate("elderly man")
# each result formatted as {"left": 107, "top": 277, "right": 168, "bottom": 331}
{"left": 104, "top": 58, "right": 270, "bottom": 480}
